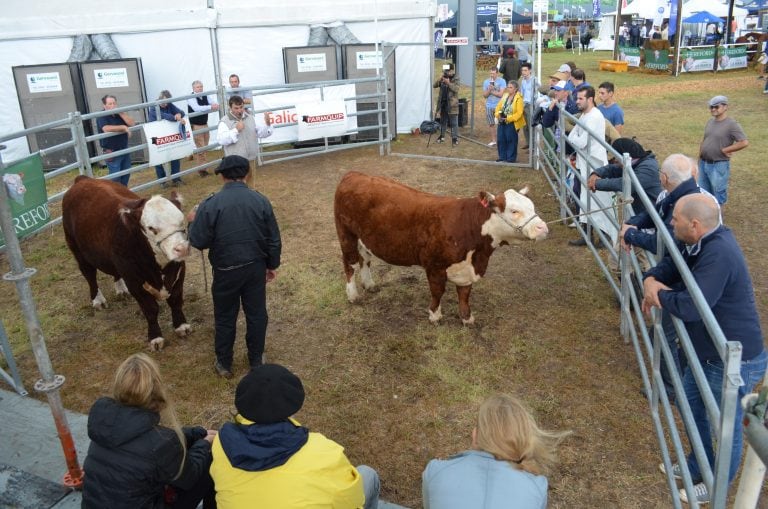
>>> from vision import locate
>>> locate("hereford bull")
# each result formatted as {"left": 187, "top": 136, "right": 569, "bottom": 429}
{"left": 62, "top": 176, "right": 191, "bottom": 350}
{"left": 333, "top": 171, "right": 548, "bottom": 324}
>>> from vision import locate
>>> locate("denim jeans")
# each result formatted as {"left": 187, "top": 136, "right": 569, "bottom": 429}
{"left": 357, "top": 465, "right": 380, "bottom": 509}
{"left": 155, "top": 158, "right": 181, "bottom": 182}
{"left": 697, "top": 159, "right": 730, "bottom": 204}
{"left": 439, "top": 114, "right": 458, "bottom": 141}
{"left": 106, "top": 152, "right": 132, "bottom": 186}
{"left": 496, "top": 122, "right": 518, "bottom": 162}
{"left": 683, "top": 348, "right": 767, "bottom": 484}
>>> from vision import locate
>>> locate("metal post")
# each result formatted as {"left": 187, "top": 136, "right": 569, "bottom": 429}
{"left": 68, "top": 112, "right": 90, "bottom": 177}
{"left": 0, "top": 146, "right": 83, "bottom": 489}
{"left": 619, "top": 153, "right": 632, "bottom": 341}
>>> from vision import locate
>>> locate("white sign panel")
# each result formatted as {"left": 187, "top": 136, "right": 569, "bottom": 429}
{"left": 142, "top": 119, "right": 194, "bottom": 166}
{"left": 444, "top": 37, "right": 469, "bottom": 46}
{"left": 356, "top": 51, "right": 383, "bottom": 70}
{"left": 251, "top": 84, "right": 357, "bottom": 144}
{"left": 94, "top": 68, "right": 129, "bottom": 88}
{"left": 296, "top": 53, "right": 328, "bottom": 73}
{"left": 27, "top": 72, "right": 62, "bottom": 93}
{"left": 296, "top": 100, "right": 348, "bottom": 141}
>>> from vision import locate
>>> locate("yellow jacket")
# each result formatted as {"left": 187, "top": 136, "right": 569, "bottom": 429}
{"left": 210, "top": 416, "right": 365, "bottom": 509}
{"left": 494, "top": 91, "right": 526, "bottom": 131}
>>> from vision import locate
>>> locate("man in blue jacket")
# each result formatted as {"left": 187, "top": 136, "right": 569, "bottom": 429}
{"left": 148, "top": 90, "right": 186, "bottom": 186}
{"left": 642, "top": 194, "right": 767, "bottom": 505}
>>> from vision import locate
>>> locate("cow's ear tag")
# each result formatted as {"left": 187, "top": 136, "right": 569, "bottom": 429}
{"left": 480, "top": 197, "right": 489, "bottom": 208}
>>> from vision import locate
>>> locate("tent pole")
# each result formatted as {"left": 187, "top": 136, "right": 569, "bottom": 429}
{"left": 613, "top": 0, "right": 622, "bottom": 60}
{"left": 672, "top": 0, "right": 684, "bottom": 76}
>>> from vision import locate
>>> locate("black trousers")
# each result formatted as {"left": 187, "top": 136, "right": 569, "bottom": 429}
{"left": 212, "top": 261, "right": 268, "bottom": 369}
{"left": 171, "top": 471, "right": 217, "bottom": 509}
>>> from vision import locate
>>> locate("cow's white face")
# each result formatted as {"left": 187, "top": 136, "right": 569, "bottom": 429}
{"left": 141, "top": 196, "right": 190, "bottom": 262}
{"left": 481, "top": 187, "right": 549, "bottom": 245}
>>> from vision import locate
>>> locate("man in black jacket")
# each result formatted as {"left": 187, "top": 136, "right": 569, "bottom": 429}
{"left": 188, "top": 155, "right": 282, "bottom": 378}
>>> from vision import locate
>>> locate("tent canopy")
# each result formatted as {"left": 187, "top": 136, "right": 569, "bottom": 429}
{"left": 683, "top": 10, "right": 722, "bottom": 22}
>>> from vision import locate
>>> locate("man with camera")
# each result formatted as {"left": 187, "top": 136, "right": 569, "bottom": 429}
{"left": 433, "top": 63, "right": 460, "bottom": 146}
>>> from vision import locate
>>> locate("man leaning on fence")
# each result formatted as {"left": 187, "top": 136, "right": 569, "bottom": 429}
{"left": 642, "top": 194, "right": 767, "bottom": 505}
{"left": 96, "top": 95, "right": 136, "bottom": 186}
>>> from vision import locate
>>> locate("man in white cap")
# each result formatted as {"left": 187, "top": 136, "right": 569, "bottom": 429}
{"left": 698, "top": 95, "right": 748, "bottom": 205}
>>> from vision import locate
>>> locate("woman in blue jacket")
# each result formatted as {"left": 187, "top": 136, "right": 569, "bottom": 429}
{"left": 423, "top": 394, "right": 570, "bottom": 509}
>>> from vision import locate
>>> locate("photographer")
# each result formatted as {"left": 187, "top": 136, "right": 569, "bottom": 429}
{"left": 433, "top": 63, "right": 460, "bottom": 146}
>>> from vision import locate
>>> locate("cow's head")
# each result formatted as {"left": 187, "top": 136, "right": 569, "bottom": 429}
{"left": 124, "top": 195, "right": 190, "bottom": 261}
{"left": 479, "top": 186, "right": 549, "bottom": 244}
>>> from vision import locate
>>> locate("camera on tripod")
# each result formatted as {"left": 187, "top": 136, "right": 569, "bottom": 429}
{"left": 441, "top": 63, "right": 454, "bottom": 81}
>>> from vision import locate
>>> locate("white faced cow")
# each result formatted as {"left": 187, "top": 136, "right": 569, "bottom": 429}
{"left": 334, "top": 171, "right": 549, "bottom": 325}
{"left": 62, "top": 176, "right": 190, "bottom": 350}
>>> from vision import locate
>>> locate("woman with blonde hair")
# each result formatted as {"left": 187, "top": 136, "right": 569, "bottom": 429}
{"left": 82, "top": 353, "right": 217, "bottom": 509}
{"left": 422, "top": 394, "right": 570, "bottom": 509}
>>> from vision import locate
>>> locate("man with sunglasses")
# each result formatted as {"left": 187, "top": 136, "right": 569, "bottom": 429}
{"left": 698, "top": 95, "right": 748, "bottom": 205}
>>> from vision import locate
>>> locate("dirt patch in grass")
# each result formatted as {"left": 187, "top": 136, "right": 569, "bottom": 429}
{"left": 2, "top": 69, "right": 767, "bottom": 508}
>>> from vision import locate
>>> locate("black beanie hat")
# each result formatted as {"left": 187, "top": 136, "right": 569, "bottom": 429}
{"left": 235, "top": 364, "right": 305, "bottom": 424}
{"left": 611, "top": 138, "right": 647, "bottom": 159}
{"left": 215, "top": 155, "right": 250, "bottom": 179}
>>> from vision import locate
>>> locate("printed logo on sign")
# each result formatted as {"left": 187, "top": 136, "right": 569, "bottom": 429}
{"left": 296, "top": 53, "right": 327, "bottom": 73}
{"left": 27, "top": 72, "right": 63, "bottom": 93}
{"left": 302, "top": 112, "right": 345, "bottom": 124}
{"left": 94, "top": 68, "right": 129, "bottom": 89}
{"left": 356, "top": 51, "right": 382, "bottom": 70}
{"left": 444, "top": 37, "right": 469, "bottom": 46}
{"left": 151, "top": 133, "right": 185, "bottom": 146}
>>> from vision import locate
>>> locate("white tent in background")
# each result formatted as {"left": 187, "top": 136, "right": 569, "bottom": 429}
{"left": 592, "top": 13, "right": 617, "bottom": 50}
{"left": 0, "top": 0, "right": 435, "bottom": 162}
{"left": 621, "top": 0, "right": 670, "bottom": 20}
{"left": 681, "top": 0, "right": 748, "bottom": 28}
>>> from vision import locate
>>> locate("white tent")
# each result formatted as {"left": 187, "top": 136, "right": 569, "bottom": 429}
{"left": 0, "top": 0, "right": 436, "bottom": 161}
{"left": 592, "top": 13, "right": 618, "bottom": 50}
{"left": 621, "top": 0, "right": 671, "bottom": 20}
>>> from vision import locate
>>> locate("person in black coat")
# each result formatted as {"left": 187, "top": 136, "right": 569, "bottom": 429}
{"left": 82, "top": 353, "right": 217, "bottom": 509}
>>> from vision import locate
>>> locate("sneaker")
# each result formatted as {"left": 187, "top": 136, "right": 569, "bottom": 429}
{"left": 521, "top": 144, "right": 529, "bottom": 150}
{"left": 452, "top": 138, "right": 459, "bottom": 146}
{"left": 487, "top": 141, "right": 497, "bottom": 146}
{"left": 567, "top": 221, "right": 578, "bottom": 228}
{"left": 679, "top": 482, "right": 709, "bottom": 505}
{"left": 172, "top": 179, "right": 184, "bottom": 187}
{"left": 214, "top": 360, "right": 233, "bottom": 379}
{"left": 659, "top": 462, "right": 683, "bottom": 480}
{"left": 436, "top": 137, "right": 445, "bottom": 144}
{"left": 198, "top": 170, "right": 210, "bottom": 177}
{"left": 160, "top": 182, "right": 170, "bottom": 189}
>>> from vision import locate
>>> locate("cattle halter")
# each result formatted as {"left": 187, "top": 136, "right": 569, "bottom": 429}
{"left": 496, "top": 211, "right": 541, "bottom": 233}
{"left": 154, "top": 228, "right": 187, "bottom": 249}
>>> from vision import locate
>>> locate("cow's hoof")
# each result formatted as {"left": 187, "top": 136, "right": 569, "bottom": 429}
{"left": 174, "top": 324, "right": 191, "bottom": 337}
{"left": 428, "top": 306, "right": 443, "bottom": 324}
{"left": 462, "top": 314, "right": 476, "bottom": 326}
{"left": 92, "top": 290, "right": 108, "bottom": 309}
{"left": 114, "top": 279, "right": 129, "bottom": 296}
{"left": 149, "top": 337, "right": 165, "bottom": 351}
{"left": 346, "top": 281, "right": 360, "bottom": 303}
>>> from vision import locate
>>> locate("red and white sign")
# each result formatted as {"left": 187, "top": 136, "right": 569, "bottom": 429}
{"left": 444, "top": 37, "right": 469, "bottom": 46}
{"left": 142, "top": 119, "right": 194, "bottom": 166}
{"left": 251, "top": 84, "right": 357, "bottom": 145}
{"left": 296, "top": 100, "right": 348, "bottom": 141}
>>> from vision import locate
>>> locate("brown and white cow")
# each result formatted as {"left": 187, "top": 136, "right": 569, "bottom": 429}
{"left": 62, "top": 176, "right": 191, "bottom": 350}
{"left": 333, "top": 171, "right": 548, "bottom": 324}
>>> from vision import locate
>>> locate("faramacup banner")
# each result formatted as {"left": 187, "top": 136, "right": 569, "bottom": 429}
{"left": 251, "top": 84, "right": 357, "bottom": 145}
{"left": 680, "top": 47, "right": 715, "bottom": 73}
{"left": 618, "top": 47, "right": 641, "bottom": 67}
{"left": 644, "top": 49, "right": 670, "bottom": 70}
{"left": 0, "top": 153, "right": 50, "bottom": 248}
{"left": 716, "top": 45, "right": 748, "bottom": 71}
{"left": 296, "top": 100, "right": 349, "bottom": 141}
{"left": 142, "top": 119, "right": 194, "bottom": 166}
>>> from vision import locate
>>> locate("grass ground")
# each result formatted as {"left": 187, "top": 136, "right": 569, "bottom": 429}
{"left": 1, "top": 49, "right": 766, "bottom": 507}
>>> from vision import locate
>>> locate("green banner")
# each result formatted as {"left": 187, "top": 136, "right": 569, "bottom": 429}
{"left": 0, "top": 154, "right": 50, "bottom": 248}
{"left": 644, "top": 49, "right": 669, "bottom": 71}
{"left": 680, "top": 47, "right": 716, "bottom": 72}
{"left": 618, "top": 46, "right": 641, "bottom": 67}
{"left": 717, "top": 45, "right": 748, "bottom": 71}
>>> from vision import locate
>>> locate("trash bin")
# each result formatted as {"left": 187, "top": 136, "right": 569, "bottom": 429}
{"left": 458, "top": 98, "right": 468, "bottom": 127}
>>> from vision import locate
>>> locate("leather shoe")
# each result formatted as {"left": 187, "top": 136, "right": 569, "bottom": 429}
{"left": 569, "top": 237, "right": 589, "bottom": 246}
{"left": 214, "top": 360, "right": 233, "bottom": 379}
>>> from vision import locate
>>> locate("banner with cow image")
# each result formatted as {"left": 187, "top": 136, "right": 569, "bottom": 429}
{"left": 644, "top": 49, "right": 670, "bottom": 71}
{"left": 250, "top": 84, "right": 357, "bottom": 145}
{"left": 142, "top": 119, "right": 195, "bottom": 167}
{"left": 0, "top": 153, "right": 50, "bottom": 248}
{"left": 680, "top": 47, "right": 716, "bottom": 73}
{"left": 618, "top": 47, "right": 641, "bottom": 67}
{"left": 716, "top": 45, "right": 748, "bottom": 71}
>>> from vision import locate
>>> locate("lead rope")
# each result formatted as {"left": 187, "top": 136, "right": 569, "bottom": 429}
{"left": 542, "top": 197, "right": 634, "bottom": 227}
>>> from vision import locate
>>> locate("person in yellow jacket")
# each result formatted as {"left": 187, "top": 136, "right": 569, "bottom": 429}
{"left": 493, "top": 80, "right": 526, "bottom": 163}
{"left": 210, "top": 364, "right": 380, "bottom": 508}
